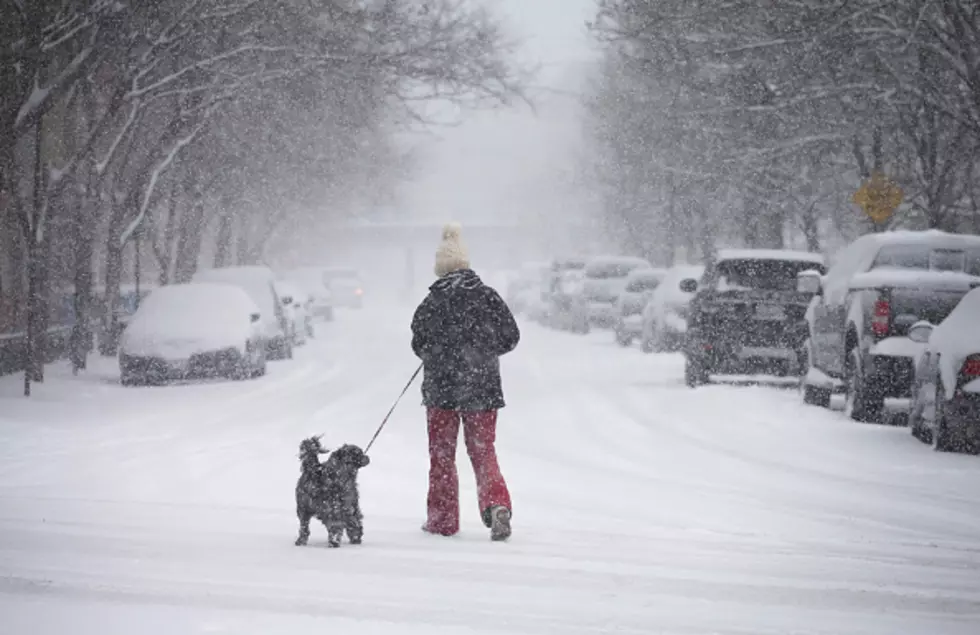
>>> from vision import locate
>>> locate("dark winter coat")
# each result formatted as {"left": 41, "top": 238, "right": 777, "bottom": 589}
{"left": 411, "top": 269, "right": 520, "bottom": 411}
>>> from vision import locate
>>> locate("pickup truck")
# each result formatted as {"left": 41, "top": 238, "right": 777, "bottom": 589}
{"left": 682, "top": 249, "right": 827, "bottom": 387}
{"left": 799, "top": 230, "right": 980, "bottom": 422}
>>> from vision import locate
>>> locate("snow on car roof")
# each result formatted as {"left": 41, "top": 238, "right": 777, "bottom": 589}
{"left": 586, "top": 255, "right": 651, "bottom": 267}
{"left": 128, "top": 283, "right": 258, "bottom": 327}
{"left": 715, "top": 249, "right": 825, "bottom": 265}
{"left": 857, "top": 229, "right": 980, "bottom": 250}
{"left": 851, "top": 269, "right": 980, "bottom": 290}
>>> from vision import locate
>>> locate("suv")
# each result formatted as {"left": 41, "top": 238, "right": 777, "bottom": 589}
{"left": 682, "top": 249, "right": 826, "bottom": 387}
{"left": 800, "top": 230, "right": 980, "bottom": 421}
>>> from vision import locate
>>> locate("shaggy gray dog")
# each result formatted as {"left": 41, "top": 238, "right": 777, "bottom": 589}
{"left": 294, "top": 437, "right": 371, "bottom": 548}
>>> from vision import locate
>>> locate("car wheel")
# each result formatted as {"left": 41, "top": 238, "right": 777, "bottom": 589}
{"left": 931, "top": 386, "right": 954, "bottom": 452}
{"left": 844, "top": 348, "right": 883, "bottom": 423}
{"left": 800, "top": 339, "right": 831, "bottom": 408}
{"left": 615, "top": 325, "right": 632, "bottom": 347}
{"left": 908, "top": 397, "right": 929, "bottom": 443}
{"left": 685, "top": 355, "right": 709, "bottom": 388}
{"left": 121, "top": 373, "right": 142, "bottom": 387}
{"left": 640, "top": 334, "right": 655, "bottom": 354}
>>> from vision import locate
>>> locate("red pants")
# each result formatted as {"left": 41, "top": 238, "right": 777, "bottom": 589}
{"left": 425, "top": 408, "right": 511, "bottom": 535}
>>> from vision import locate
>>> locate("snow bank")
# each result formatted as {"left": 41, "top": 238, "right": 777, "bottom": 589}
{"left": 120, "top": 283, "right": 260, "bottom": 361}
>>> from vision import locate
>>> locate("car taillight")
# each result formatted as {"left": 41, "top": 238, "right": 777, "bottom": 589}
{"left": 961, "top": 355, "right": 980, "bottom": 378}
{"left": 871, "top": 299, "right": 890, "bottom": 337}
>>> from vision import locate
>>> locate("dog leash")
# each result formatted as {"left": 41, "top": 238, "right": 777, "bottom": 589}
{"left": 364, "top": 362, "right": 423, "bottom": 454}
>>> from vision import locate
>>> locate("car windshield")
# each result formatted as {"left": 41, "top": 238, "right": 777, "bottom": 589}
{"left": 872, "top": 244, "right": 980, "bottom": 275}
{"left": 711, "top": 259, "right": 824, "bottom": 292}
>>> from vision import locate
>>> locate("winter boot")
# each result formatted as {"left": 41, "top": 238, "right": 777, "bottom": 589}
{"left": 489, "top": 506, "right": 511, "bottom": 542}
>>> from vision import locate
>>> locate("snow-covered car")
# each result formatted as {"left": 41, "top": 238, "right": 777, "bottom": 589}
{"left": 505, "top": 261, "right": 550, "bottom": 318}
{"left": 800, "top": 230, "right": 980, "bottom": 419}
{"left": 581, "top": 256, "right": 652, "bottom": 328}
{"left": 613, "top": 268, "right": 666, "bottom": 346}
{"left": 274, "top": 279, "right": 312, "bottom": 345}
{"left": 545, "top": 268, "right": 590, "bottom": 333}
{"left": 323, "top": 267, "right": 364, "bottom": 309}
{"left": 283, "top": 267, "right": 334, "bottom": 321}
{"left": 906, "top": 287, "right": 980, "bottom": 453}
{"left": 192, "top": 265, "right": 293, "bottom": 360}
{"left": 118, "top": 282, "right": 267, "bottom": 385}
{"left": 640, "top": 264, "right": 705, "bottom": 353}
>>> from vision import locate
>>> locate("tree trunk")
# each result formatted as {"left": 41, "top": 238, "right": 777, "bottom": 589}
{"left": 69, "top": 183, "right": 96, "bottom": 372}
{"left": 99, "top": 237, "right": 124, "bottom": 356}
{"left": 174, "top": 198, "right": 205, "bottom": 283}
{"left": 213, "top": 209, "right": 233, "bottom": 268}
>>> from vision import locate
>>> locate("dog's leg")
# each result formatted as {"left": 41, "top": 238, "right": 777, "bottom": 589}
{"left": 323, "top": 498, "right": 345, "bottom": 548}
{"left": 345, "top": 494, "right": 364, "bottom": 544}
{"left": 295, "top": 510, "right": 312, "bottom": 546}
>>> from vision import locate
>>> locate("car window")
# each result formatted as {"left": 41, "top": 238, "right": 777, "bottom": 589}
{"left": 709, "top": 259, "right": 825, "bottom": 292}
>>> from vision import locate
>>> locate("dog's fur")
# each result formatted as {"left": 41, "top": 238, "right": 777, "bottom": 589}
{"left": 294, "top": 436, "right": 371, "bottom": 548}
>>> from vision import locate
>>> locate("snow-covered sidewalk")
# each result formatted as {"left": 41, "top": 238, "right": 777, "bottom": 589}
{"left": 2, "top": 307, "right": 980, "bottom": 634}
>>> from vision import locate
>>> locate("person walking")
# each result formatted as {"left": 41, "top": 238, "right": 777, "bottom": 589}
{"left": 411, "top": 222, "right": 521, "bottom": 541}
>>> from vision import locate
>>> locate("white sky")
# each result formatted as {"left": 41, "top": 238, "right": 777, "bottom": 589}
{"left": 394, "top": 0, "right": 599, "bottom": 227}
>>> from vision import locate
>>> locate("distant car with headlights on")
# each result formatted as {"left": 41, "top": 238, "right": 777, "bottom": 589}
{"left": 119, "top": 283, "right": 267, "bottom": 385}
{"left": 614, "top": 268, "right": 666, "bottom": 346}
{"left": 323, "top": 267, "right": 364, "bottom": 308}
{"left": 906, "top": 287, "right": 980, "bottom": 453}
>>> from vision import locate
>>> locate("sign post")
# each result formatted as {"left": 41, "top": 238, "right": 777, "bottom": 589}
{"left": 852, "top": 171, "right": 903, "bottom": 230}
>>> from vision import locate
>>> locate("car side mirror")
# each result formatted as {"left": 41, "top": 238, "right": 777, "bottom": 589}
{"left": 679, "top": 278, "right": 698, "bottom": 293}
{"left": 796, "top": 270, "right": 823, "bottom": 296}
{"left": 250, "top": 312, "right": 261, "bottom": 323}
{"left": 907, "top": 320, "right": 934, "bottom": 344}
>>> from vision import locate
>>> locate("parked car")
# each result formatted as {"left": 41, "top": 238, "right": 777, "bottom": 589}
{"left": 274, "top": 279, "right": 311, "bottom": 345}
{"left": 800, "top": 230, "right": 980, "bottom": 421}
{"left": 323, "top": 267, "right": 364, "bottom": 308}
{"left": 119, "top": 282, "right": 267, "bottom": 385}
{"left": 906, "top": 288, "right": 980, "bottom": 453}
{"left": 640, "top": 264, "right": 705, "bottom": 353}
{"left": 93, "top": 283, "right": 156, "bottom": 353}
{"left": 614, "top": 268, "right": 666, "bottom": 346}
{"left": 283, "top": 267, "right": 334, "bottom": 321}
{"left": 683, "top": 249, "right": 826, "bottom": 387}
{"left": 581, "top": 256, "right": 652, "bottom": 328}
{"left": 192, "top": 265, "right": 293, "bottom": 360}
{"left": 545, "top": 268, "right": 590, "bottom": 333}
{"left": 505, "top": 261, "right": 550, "bottom": 317}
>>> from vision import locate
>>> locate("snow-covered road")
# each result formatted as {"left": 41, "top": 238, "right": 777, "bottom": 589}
{"left": 2, "top": 303, "right": 980, "bottom": 634}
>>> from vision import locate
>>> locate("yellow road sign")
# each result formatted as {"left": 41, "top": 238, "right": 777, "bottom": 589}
{"left": 852, "top": 171, "right": 903, "bottom": 225}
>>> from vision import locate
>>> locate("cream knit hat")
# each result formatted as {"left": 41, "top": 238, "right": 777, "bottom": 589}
{"left": 434, "top": 222, "right": 470, "bottom": 277}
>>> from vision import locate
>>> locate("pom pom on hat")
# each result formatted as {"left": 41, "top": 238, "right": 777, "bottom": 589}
{"left": 434, "top": 221, "right": 470, "bottom": 277}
